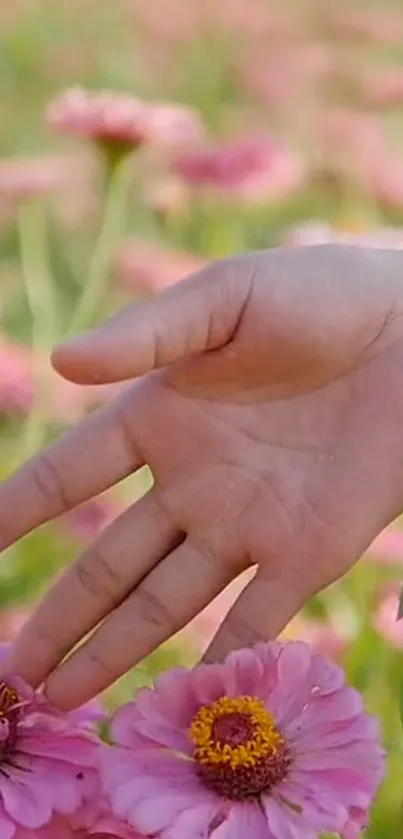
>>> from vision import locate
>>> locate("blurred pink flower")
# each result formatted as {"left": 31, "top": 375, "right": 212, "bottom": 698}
{"left": 103, "top": 641, "right": 384, "bottom": 838}
{"left": 316, "top": 109, "right": 385, "bottom": 186}
{"left": 281, "top": 617, "right": 347, "bottom": 661}
{"left": 173, "top": 136, "right": 305, "bottom": 204}
{"left": 46, "top": 88, "right": 149, "bottom": 150}
{"left": 142, "top": 101, "right": 205, "bottom": 150}
{"left": 115, "top": 239, "right": 205, "bottom": 294}
{"left": 0, "top": 155, "right": 82, "bottom": 202}
{"left": 370, "top": 156, "right": 403, "bottom": 210}
{"left": 368, "top": 527, "right": 403, "bottom": 564}
{"left": 47, "top": 88, "right": 204, "bottom": 153}
{"left": 328, "top": 9, "right": 403, "bottom": 44}
{"left": 238, "top": 43, "right": 331, "bottom": 108}
{"left": 0, "top": 339, "right": 33, "bottom": 415}
{"left": 374, "top": 591, "right": 403, "bottom": 647}
{"left": 365, "top": 69, "right": 403, "bottom": 107}
{"left": 0, "top": 669, "right": 100, "bottom": 836}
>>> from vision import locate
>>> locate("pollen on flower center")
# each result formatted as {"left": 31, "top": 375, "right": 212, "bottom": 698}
{"left": 188, "top": 695, "right": 291, "bottom": 800}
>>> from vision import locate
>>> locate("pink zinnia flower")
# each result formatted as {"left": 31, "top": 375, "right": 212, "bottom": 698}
{"left": 0, "top": 339, "right": 33, "bottom": 416}
{"left": 0, "top": 666, "right": 101, "bottom": 836}
{"left": 46, "top": 88, "right": 148, "bottom": 150}
{"left": 0, "top": 155, "right": 81, "bottom": 202}
{"left": 103, "top": 641, "right": 385, "bottom": 838}
{"left": 46, "top": 88, "right": 204, "bottom": 154}
{"left": 172, "top": 136, "right": 305, "bottom": 204}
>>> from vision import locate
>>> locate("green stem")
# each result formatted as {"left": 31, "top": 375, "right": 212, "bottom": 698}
{"left": 69, "top": 154, "right": 130, "bottom": 335}
{"left": 17, "top": 201, "right": 59, "bottom": 460}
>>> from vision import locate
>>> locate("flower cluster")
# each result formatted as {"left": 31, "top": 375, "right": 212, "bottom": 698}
{"left": 0, "top": 640, "right": 383, "bottom": 838}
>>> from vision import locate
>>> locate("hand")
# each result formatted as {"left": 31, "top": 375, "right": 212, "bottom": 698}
{"left": 4, "top": 243, "right": 403, "bottom": 709}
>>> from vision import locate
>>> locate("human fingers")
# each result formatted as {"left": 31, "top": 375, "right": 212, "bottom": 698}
{"left": 44, "top": 537, "right": 237, "bottom": 708}
{"left": 0, "top": 388, "right": 144, "bottom": 551}
{"left": 203, "top": 569, "right": 306, "bottom": 663}
{"left": 51, "top": 255, "right": 257, "bottom": 384}
{"left": 9, "top": 489, "right": 179, "bottom": 687}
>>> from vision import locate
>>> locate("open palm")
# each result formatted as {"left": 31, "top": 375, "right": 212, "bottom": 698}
{"left": 4, "top": 244, "right": 403, "bottom": 708}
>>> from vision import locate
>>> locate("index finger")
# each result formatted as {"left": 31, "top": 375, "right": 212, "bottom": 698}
{"left": 0, "top": 389, "right": 144, "bottom": 552}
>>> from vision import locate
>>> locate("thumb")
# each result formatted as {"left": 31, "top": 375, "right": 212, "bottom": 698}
{"left": 52, "top": 256, "right": 254, "bottom": 384}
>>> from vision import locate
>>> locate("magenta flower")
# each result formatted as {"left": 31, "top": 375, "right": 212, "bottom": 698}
{"left": 103, "top": 641, "right": 385, "bottom": 838}
{"left": 0, "top": 671, "right": 101, "bottom": 837}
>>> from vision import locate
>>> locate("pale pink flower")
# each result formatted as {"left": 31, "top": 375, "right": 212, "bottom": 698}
{"left": 373, "top": 591, "right": 403, "bottom": 648}
{"left": 368, "top": 526, "right": 403, "bottom": 564}
{"left": 281, "top": 617, "right": 347, "bottom": 661}
{"left": 371, "top": 156, "right": 403, "bottom": 210}
{"left": 0, "top": 156, "right": 82, "bottom": 202}
{"left": 46, "top": 88, "right": 148, "bottom": 149}
{"left": 46, "top": 88, "right": 204, "bottom": 153}
{"left": 0, "top": 340, "right": 33, "bottom": 415}
{"left": 316, "top": 109, "right": 385, "bottom": 186}
{"left": 115, "top": 240, "right": 205, "bottom": 294}
{"left": 328, "top": 9, "right": 403, "bottom": 44}
{"left": 365, "top": 69, "right": 403, "bottom": 107}
{"left": 0, "top": 667, "right": 101, "bottom": 837}
{"left": 173, "top": 136, "right": 305, "bottom": 205}
{"left": 142, "top": 102, "right": 205, "bottom": 150}
{"left": 103, "top": 641, "right": 384, "bottom": 838}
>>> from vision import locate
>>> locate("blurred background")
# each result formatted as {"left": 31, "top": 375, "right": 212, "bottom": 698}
{"left": 1, "top": 1, "right": 403, "bottom": 835}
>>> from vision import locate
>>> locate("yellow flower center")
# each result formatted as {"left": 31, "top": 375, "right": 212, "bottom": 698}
{"left": 188, "top": 695, "right": 290, "bottom": 800}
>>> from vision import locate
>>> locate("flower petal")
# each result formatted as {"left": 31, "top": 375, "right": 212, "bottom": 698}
{"left": 164, "top": 802, "right": 221, "bottom": 839}
{"left": 211, "top": 803, "right": 271, "bottom": 839}
{"left": 0, "top": 775, "right": 52, "bottom": 828}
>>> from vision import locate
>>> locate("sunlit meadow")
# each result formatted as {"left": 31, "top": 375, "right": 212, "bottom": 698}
{"left": 1, "top": 1, "right": 403, "bottom": 835}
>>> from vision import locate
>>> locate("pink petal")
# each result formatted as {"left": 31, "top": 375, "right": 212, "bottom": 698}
{"left": 274, "top": 780, "right": 347, "bottom": 832}
{"left": 223, "top": 648, "right": 270, "bottom": 699}
{"left": 164, "top": 802, "right": 221, "bottom": 839}
{"left": 0, "top": 812, "right": 15, "bottom": 839}
{"left": 286, "top": 687, "right": 363, "bottom": 741}
{"left": 264, "top": 798, "right": 316, "bottom": 839}
{"left": 211, "top": 803, "right": 271, "bottom": 839}
{"left": 267, "top": 643, "right": 313, "bottom": 724}
{"left": 131, "top": 793, "right": 209, "bottom": 834}
{"left": 20, "top": 729, "right": 100, "bottom": 765}
{"left": 0, "top": 775, "right": 52, "bottom": 828}
{"left": 189, "top": 663, "right": 227, "bottom": 706}
{"left": 69, "top": 699, "right": 105, "bottom": 728}
{"left": 110, "top": 704, "right": 159, "bottom": 749}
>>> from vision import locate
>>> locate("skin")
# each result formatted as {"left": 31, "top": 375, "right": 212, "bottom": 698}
{"left": 2, "top": 243, "right": 403, "bottom": 709}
